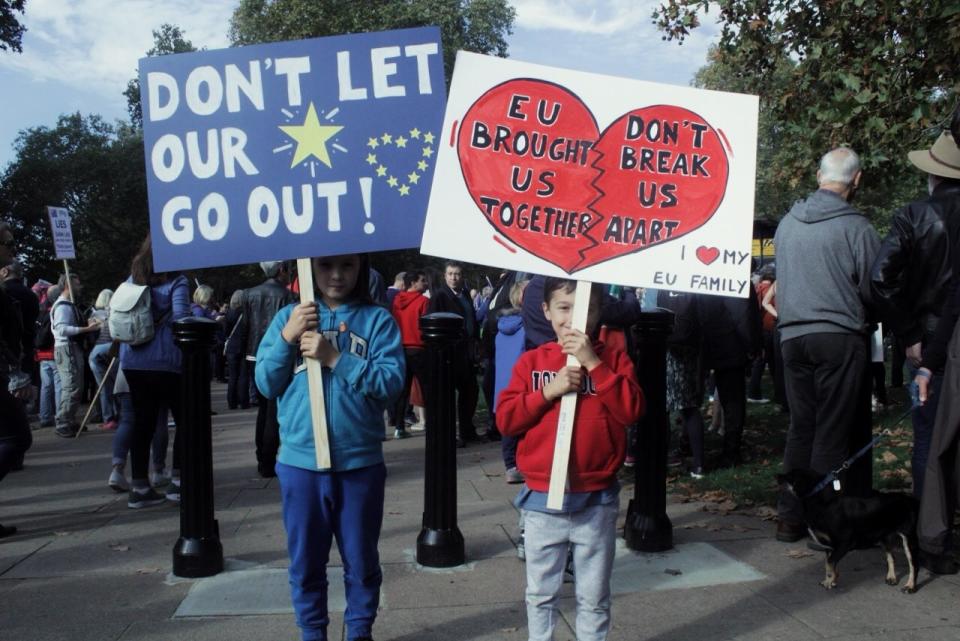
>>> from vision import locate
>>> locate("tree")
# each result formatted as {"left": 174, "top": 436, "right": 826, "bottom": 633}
{"left": 228, "top": 0, "right": 516, "bottom": 83}
{"left": 124, "top": 24, "right": 197, "bottom": 127}
{"left": 692, "top": 46, "right": 804, "bottom": 219}
{"left": 0, "top": 0, "right": 26, "bottom": 53}
{"left": 655, "top": 0, "right": 960, "bottom": 223}
{"left": 0, "top": 114, "right": 149, "bottom": 294}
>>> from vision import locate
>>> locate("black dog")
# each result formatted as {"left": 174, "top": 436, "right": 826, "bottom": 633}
{"left": 778, "top": 469, "right": 919, "bottom": 593}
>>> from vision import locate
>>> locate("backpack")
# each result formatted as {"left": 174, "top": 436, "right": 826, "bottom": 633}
{"left": 35, "top": 312, "right": 54, "bottom": 350}
{"left": 108, "top": 282, "right": 155, "bottom": 345}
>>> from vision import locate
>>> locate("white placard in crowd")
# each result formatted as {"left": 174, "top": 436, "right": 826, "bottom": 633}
{"left": 47, "top": 206, "right": 76, "bottom": 260}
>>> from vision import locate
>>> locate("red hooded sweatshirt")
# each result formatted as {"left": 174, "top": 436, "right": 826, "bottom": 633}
{"left": 497, "top": 340, "right": 645, "bottom": 493}
{"left": 391, "top": 290, "right": 430, "bottom": 348}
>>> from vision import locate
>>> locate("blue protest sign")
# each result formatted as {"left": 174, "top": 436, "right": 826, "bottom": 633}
{"left": 140, "top": 27, "right": 446, "bottom": 271}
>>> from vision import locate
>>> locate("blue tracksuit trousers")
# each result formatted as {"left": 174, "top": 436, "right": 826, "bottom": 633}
{"left": 277, "top": 462, "right": 386, "bottom": 641}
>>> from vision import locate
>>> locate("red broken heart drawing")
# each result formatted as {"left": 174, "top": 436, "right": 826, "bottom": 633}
{"left": 457, "top": 79, "right": 730, "bottom": 273}
{"left": 696, "top": 246, "right": 720, "bottom": 265}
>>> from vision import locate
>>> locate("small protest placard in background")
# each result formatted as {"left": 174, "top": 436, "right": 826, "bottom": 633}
{"left": 47, "top": 206, "right": 76, "bottom": 260}
{"left": 140, "top": 27, "right": 446, "bottom": 272}
{"left": 421, "top": 52, "right": 759, "bottom": 297}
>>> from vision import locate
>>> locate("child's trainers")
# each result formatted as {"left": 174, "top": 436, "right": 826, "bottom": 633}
{"left": 128, "top": 487, "right": 165, "bottom": 509}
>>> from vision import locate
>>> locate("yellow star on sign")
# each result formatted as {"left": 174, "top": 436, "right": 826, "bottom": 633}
{"left": 376, "top": 165, "right": 387, "bottom": 177}
{"left": 366, "top": 153, "right": 377, "bottom": 165}
{"left": 387, "top": 175, "right": 399, "bottom": 188}
{"left": 409, "top": 127, "right": 421, "bottom": 139}
{"left": 279, "top": 103, "right": 343, "bottom": 168}
{"left": 417, "top": 160, "right": 428, "bottom": 171}
{"left": 398, "top": 184, "right": 410, "bottom": 196}
{"left": 422, "top": 146, "right": 433, "bottom": 158}
{"left": 367, "top": 137, "right": 379, "bottom": 149}
{"left": 407, "top": 171, "right": 420, "bottom": 184}
{"left": 423, "top": 132, "right": 435, "bottom": 144}
{"left": 395, "top": 135, "right": 408, "bottom": 148}
{"left": 381, "top": 133, "right": 393, "bottom": 144}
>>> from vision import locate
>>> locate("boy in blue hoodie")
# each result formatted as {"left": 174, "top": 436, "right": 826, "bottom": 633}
{"left": 256, "top": 253, "right": 404, "bottom": 641}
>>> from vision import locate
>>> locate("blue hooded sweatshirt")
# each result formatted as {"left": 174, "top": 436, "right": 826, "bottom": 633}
{"left": 494, "top": 311, "right": 525, "bottom": 413}
{"left": 255, "top": 299, "right": 404, "bottom": 472}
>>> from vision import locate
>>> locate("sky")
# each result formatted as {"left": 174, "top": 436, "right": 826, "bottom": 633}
{"left": 0, "top": 0, "right": 720, "bottom": 171}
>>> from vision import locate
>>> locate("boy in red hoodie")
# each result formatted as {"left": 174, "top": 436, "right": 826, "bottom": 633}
{"left": 497, "top": 278, "right": 644, "bottom": 641}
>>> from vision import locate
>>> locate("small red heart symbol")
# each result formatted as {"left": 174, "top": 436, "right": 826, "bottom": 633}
{"left": 696, "top": 246, "right": 720, "bottom": 265}
{"left": 457, "top": 80, "right": 730, "bottom": 273}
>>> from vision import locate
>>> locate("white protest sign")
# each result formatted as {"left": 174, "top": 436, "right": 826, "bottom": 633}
{"left": 47, "top": 206, "right": 76, "bottom": 260}
{"left": 421, "top": 52, "right": 759, "bottom": 297}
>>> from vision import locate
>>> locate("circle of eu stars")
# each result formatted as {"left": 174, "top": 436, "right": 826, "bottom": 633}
{"left": 366, "top": 128, "right": 435, "bottom": 197}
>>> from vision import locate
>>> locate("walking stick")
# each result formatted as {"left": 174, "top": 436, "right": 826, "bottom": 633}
{"left": 77, "top": 356, "right": 117, "bottom": 437}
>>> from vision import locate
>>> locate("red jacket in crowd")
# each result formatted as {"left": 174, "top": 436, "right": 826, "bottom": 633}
{"left": 391, "top": 290, "right": 430, "bottom": 349}
{"left": 496, "top": 340, "right": 644, "bottom": 493}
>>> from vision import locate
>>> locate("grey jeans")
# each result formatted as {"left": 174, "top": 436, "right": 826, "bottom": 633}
{"left": 54, "top": 343, "right": 84, "bottom": 429}
{"left": 522, "top": 502, "right": 618, "bottom": 641}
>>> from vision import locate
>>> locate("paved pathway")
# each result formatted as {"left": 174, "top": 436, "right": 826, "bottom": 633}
{"left": 1, "top": 383, "right": 959, "bottom": 640}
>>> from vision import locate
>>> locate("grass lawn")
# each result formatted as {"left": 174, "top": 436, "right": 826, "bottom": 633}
{"left": 669, "top": 380, "right": 915, "bottom": 509}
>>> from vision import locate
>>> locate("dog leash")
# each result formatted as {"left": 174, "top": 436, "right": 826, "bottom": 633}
{"left": 802, "top": 405, "right": 914, "bottom": 499}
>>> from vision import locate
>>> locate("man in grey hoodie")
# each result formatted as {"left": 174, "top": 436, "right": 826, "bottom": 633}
{"left": 773, "top": 147, "right": 881, "bottom": 542}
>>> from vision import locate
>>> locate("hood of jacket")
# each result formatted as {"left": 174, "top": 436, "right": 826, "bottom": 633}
{"left": 497, "top": 312, "right": 523, "bottom": 336}
{"left": 788, "top": 189, "right": 859, "bottom": 224}
{"left": 393, "top": 290, "right": 425, "bottom": 311}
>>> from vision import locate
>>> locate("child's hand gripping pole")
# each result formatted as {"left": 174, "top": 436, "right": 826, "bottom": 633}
{"left": 296, "top": 258, "right": 332, "bottom": 469}
{"left": 546, "top": 280, "right": 592, "bottom": 510}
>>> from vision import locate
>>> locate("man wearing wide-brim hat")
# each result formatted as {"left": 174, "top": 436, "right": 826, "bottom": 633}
{"left": 870, "top": 129, "right": 960, "bottom": 574}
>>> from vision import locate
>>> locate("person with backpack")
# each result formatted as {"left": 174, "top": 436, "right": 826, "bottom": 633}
{"left": 51, "top": 273, "right": 102, "bottom": 438}
{"left": 118, "top": 235, "right": 190, "bottom": 508}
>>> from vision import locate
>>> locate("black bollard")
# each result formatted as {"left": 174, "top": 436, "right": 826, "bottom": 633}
{"left": 416, "top": 312, "right": 466, "bottom": 567}
{"left": 172, "top": 317, "right": 224, "bottom": 578}
{"left": 624, "top": 310, "right": 675, "bottom": 552}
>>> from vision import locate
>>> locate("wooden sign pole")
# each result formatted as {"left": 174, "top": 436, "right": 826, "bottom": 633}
{"left": 546, "top": 280, "right": 592, "bottom": 510}
{"left": 76, "top": 357, "right": 116, "bottom": 438}
{"left": 296, "top": 258, "right": 332, "bottom": 469}
{"left": 62, "top": 259, "right": 72, "bottom": 299}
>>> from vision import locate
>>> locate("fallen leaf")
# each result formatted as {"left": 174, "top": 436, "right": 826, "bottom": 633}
{"left": 787, "top": 549, "right": 814, "bottom": 559}
{"left": 136, "top": 567, "right": 162, "bottom": 574}
{"left": 881, "top": 451, "right": 898, "bottom": 464}
{"left": 717, "top": 500, "right": 738, "bottom": 513}
{"left": 756, "top": 507, "right": 778, "bottom": 521}
{"left": 110, "top": 543, "right": 130, "bottom": 552}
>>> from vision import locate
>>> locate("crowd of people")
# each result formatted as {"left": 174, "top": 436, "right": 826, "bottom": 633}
{"left": 1, "top": 119, "right": 959, "bottom": 641}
